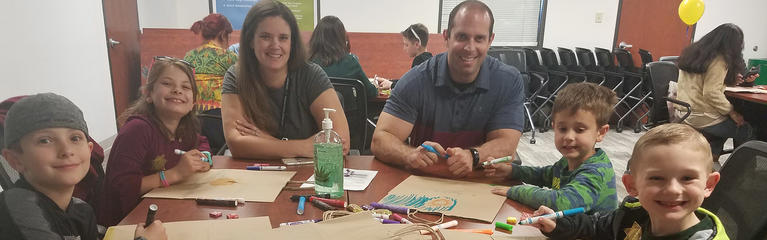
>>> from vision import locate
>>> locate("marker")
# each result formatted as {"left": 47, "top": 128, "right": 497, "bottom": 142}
{"left": 376, "top": 218, "right": 401, "bottom": 224}
{"left": 195, "top": 198, "right": 244, "bottom": 207}
{"left": 252, "top": 163, "right": 271, "bottom": 167}
{"left": 482, "top": 155, "right": 513, "bottom": 167}
{"left": 420, "top": 144, "right": 449, "bottom": 158}
{"left": 246, "top": 165, "right": 286, "bottom": 171}
{"left": 297, "top": 196, "right": 306, "bottom": 215}
{"left": 370, "top": 202, "right": 409, "bottom": 214}
{"left": 145, "top": 204, "right": 158, "bottom": 227}
{"left": 518, "top": 207, "right": 585, "bottom": 225}
{"left": 309, "top": 196, "right": 347, "bottom": 208}
{"left": 451, "top": 229, "right": 493, "bottom": 235}
{"left": 279, "top": 219, "right": 321, "bottom": 226}
{"left": 371, "top": 213, "right": 390, "bottom": 219}
{"left": 290, "top": 194, "right": 330, "bottom": 202}
{"left": 311, "top": 198, "right": 334, "bottom": 211}
{"left": 389, "top": 213, "right": 412, "bottom": 224}
{"left": 495, "top": 222, "right": 514, "bottom": 231}
{"left": 420, "top": 220, "right": 458, "bottom": 234}
{"left": 506, "top": 217, "right": 518, "bottom": 225}
{"left": 174, "top": 149, "right": 211, "bottom": 163}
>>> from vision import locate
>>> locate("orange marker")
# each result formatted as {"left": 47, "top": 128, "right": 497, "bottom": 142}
{"left": 451, "top": 229, "right": 493, "bottom": 235}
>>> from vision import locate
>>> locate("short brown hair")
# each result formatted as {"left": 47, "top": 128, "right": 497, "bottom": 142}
{"left": 551, "top": 82, "right": 617, "bottom": 126}
{"left": 627, "top": 123, "right": 713, "bottom": 173}
{"left": 446, "top": 0, "right": 494, "bottom": 37}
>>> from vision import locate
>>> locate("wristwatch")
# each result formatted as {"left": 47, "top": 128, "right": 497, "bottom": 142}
{"left": 134, "top": 237, "right": 147, "bottom": 240}
{"left": 469, "top": 148, "right": 480, "bottom": 169}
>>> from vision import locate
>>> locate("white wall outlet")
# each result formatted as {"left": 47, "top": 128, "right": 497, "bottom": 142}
{"left": 595, "top": 12, "right": 604, "bottom": 23}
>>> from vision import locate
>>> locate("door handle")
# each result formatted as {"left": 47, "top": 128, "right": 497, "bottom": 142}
{"left": 108, "top": 38, "right": 121, "bottom": 48}
{"left": 618, "top": 41, "right": 632, "bottom": 49}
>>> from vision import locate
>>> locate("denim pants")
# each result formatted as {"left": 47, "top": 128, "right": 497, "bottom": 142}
{"left": 701, "top": 118, "right": 755, "bottom": 156}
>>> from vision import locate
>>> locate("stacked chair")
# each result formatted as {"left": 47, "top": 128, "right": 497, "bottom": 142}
{"left": 526, "top": 48, "right": 570, "bottom": 133}
{"left": 488, "top": 48, "right": 543, "bottom": 144}
{"left": 612, "top": 48, "right": 652, "bottom": 133}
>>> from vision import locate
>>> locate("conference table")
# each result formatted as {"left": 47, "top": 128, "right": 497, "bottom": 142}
{"left": 118, "top": 156, "right": 546, "bottom": 238}
{"left": 726, "top": 87, "right": 767, "bottom": 140}
{"left": 725, "top": 88, "right": 767, "bottom": 105}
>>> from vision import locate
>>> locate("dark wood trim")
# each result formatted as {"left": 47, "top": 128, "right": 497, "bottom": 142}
{"left": 438, "top": 0, "right": 444, "bottom": 33}
{"left": 208, "top": 0, "right": 213, "bottom": 14}
{"left": 100, "top": 0, "right": 118, "bottom": 128}
{"left": 612, "top": 0, "right": 624, "bottom": 49}
{"left": 537, "top": 0, "right": 548, "bottom": 48}
{"left": 316, "top": 0, "right": 321, "bottom": 24}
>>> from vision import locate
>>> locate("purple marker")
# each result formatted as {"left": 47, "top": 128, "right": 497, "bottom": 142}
{"left": 361, "top": 205, "right": 374, "bottom": 211}
{"left": 378, "top": 219, "right": 401, "bottom": 224}
{"left": 370, "top": 202, "right": 409, "bottom": 214}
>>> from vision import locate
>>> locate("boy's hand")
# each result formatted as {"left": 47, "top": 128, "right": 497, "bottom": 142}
{"left": 404, "top": 141, "right": 444, "bottom": 169}
{"left": 445, "top": 147, "right": 473, "bottom": 177}
{"left": 528, "top": 206, "right": 557, "bottom": 233}
{"left": 482, "top": 156, "right": 513, "bottom": 177}
{"left": 135, "top": 220, "right": 167, "bottom": 240}
{"left": 169, "top": 149, "right": 211, "bottom": 181}
{"left": 490, "top": 186, "right": 510, "bottom": 197}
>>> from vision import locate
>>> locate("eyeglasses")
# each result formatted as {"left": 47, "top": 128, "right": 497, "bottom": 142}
{"left": 153, "top": 56, "right": 196, "bottom": 75}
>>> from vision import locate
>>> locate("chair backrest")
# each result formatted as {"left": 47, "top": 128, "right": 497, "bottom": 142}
{"left": 575, "top": 47, "right": 599, "bottom": 70}
{"left": 198, "top": 109, "right": 226, "bottom": 155}
{"left": 613, "top": 48, "right": 639, "bottom": 72}
{"left": 329, "top": 77, "right": 368, "bottom": 153}
{"left": 556, "top": 47, "right": 579, "bottom": 67}
{"left": 0, "top": 156, "right": 17, "bottom": 191}
{"left": 594, "top": 47, "right": 617, "bottom": 69}
{"left": 702, "top": 141, "right": 767, "bottom": 240}
{"left": 539, "top": 48, "right": 560, "bottom": 69}
{"left": 647, "top": 61, "right": 679, "bottom": 123}
{"left": 495, "top": 49, "right": 528, "bottom": 72}
{"left": 659, "top": 56, "right": 679, "bottom": 64}
{"left": 638, "top": 49, "right": 653, "bottom": 69}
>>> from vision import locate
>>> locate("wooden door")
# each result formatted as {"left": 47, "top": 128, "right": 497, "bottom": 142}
{"left": 614, "top": 0, "right": 693, "bottom": 66}
{"left": 102, "top": 0, "right": 141, "bottom": 125}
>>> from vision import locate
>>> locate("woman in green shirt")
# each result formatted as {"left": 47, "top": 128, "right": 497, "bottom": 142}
{"left": 308, "top": 15, "right": 389, "bottom": 100}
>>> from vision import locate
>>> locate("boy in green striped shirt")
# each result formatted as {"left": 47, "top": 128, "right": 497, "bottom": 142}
{"left": 484, "top": 82, "right": 619, "bottom": 214}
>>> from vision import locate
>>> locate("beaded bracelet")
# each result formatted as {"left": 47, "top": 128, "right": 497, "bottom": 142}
{"left": 159, "top": 171, "right": 169, "bottom": 187}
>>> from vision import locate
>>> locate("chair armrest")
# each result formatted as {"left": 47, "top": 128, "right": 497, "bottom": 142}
{"left": 665, "top": 97, "right": 691, "bottom": 123}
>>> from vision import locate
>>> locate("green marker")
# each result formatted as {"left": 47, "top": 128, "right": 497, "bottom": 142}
{"left": 482, "top": 156, "right": 513, "bottom": 167}
{"left": 495, "top": 221, "right": 514, "bottom": 231}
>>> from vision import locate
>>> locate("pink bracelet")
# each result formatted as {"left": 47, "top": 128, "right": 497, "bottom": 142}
{"left": 159, "top": 171, "right": 169, "bottom": 187}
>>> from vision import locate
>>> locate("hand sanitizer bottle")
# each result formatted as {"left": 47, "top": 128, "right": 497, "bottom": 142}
{"left": 313, "top": 108, "right": 344, "bottom": 198}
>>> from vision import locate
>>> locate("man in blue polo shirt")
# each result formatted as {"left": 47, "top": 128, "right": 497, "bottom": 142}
{"left": 371, "top": 0, "right": 524, "bottom": 178}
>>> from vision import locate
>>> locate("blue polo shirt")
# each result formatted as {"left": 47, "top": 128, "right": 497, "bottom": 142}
{"left": 383, "top": 52, "right": 525, "bottom": 148}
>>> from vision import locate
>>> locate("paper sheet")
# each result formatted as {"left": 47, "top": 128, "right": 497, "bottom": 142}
{"left": 104, "top": 216, "right": 271, "bottom": 240}
{"left": 725, "top": 86, "right": 767, "bottom": 94}
{"left": 300, "top": 168, "right": 377, "bottom": 191}
{"left": 261, "top": 212, "right": 493, "bottom": 240}
{"left": 143, "top": 169, "right": 295, "bottom": 202}
{"left": 379, "top": 175, "right": 507, "bottom": 222}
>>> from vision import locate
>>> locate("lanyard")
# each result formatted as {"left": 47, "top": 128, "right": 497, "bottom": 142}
{"left": 278, "top": 76, "right": 290, "bottom": 140}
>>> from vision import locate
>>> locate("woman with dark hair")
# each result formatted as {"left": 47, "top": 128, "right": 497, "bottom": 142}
{"left": 221, "top": 0, "right": 349, "bottom": 159}
{"left": 401, "top": 23, "right": 432, "bottom": 68}
{"left": 677, "top": 23, "right": 757, "bottom": 161}
{"left": 184, "top": 13, "right": 237, "bottom": 111}
{"left": 309, "top": 15, "right": 386, "bottom": 99}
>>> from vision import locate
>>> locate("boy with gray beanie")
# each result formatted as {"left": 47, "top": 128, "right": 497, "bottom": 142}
{"left": 0, "top": 93, "right": 166, "bottom": 240}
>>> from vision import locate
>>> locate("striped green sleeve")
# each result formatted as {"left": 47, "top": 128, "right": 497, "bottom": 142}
{"left": 508, "top": 163, "right": 554, "bottom": 187}
{"left": 506, "top": 164, "right": 617, "bottom": 214}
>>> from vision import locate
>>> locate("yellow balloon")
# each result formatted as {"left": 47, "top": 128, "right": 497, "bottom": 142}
{"left": 678, "top": 0, "right": 705, "bottom": 25}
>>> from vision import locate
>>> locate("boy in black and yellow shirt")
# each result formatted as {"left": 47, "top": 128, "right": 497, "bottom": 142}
{"left": 529, "top": 123, "right": 728, "bottom": 240}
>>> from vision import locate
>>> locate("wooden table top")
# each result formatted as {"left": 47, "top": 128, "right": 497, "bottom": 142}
{"left": 119, "top": 155, "right": 545, "bottom": 237}
{"left": 726, "top": 88, "right": 767, "bottom": 105}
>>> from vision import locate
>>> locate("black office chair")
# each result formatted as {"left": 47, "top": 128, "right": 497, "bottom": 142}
{"left": 330, "top": 77, "right": 370, "bottom": 154}
{"left": 0, "top": 157, "right": 18, "bottom": 191}
{"left": 594, "top": 47, "right": 625, "bottom": 92}
{"left": 702, "top": 140, "right": 767, "bottom": 240}
{"left": 556, "top": 47, "right": 587, "bottom": 83}
{"left": 489, "top": 48, "right": 540, "bottom": 144}
{"left": 638, "top": 49, "right": 653, "bottom": 70}
{"left": 613, "top": 48, "right": 651, "bottom": 133}
{"left": 198, "top": 108, "right": 227, "bottom": 155}
{"left": 645, "top": 61, "right": 691, "bottom": 127}
{"left": 659, "top": 56, "right": 679, "bottom": 64}
{"left": 575, "top": 47, "right": 613, "bottom": 86}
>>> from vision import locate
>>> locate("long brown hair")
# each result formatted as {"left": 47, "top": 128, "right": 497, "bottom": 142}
{"left": 678, "top": 23, "right": 745, "bottom": 86}
{"left": 237, "top": 0, "right": 307, "bottom": 135}
{"left": 119, "top": 58, "right": 201, "bottom": 145}
{"left": 309, "top": 15, "right": 350, "bottom": 67}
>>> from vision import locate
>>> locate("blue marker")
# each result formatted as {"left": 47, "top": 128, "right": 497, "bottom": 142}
{"left": 297, "top": 196, "right": 306, "bottom": 215}
{"left": 518, "top": 207, "right": 585, "bottom": 225}
{"left": 420, "top": 143, "right": 449, "bottom": 158}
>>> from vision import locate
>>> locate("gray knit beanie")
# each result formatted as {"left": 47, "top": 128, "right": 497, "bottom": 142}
{"left": 3, "top": 93, "right": 88, "bottom": 148}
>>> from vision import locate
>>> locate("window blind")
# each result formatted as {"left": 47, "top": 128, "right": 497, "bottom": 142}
{"left": 440, "top": 0, "right": 543, "bottom": 46}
